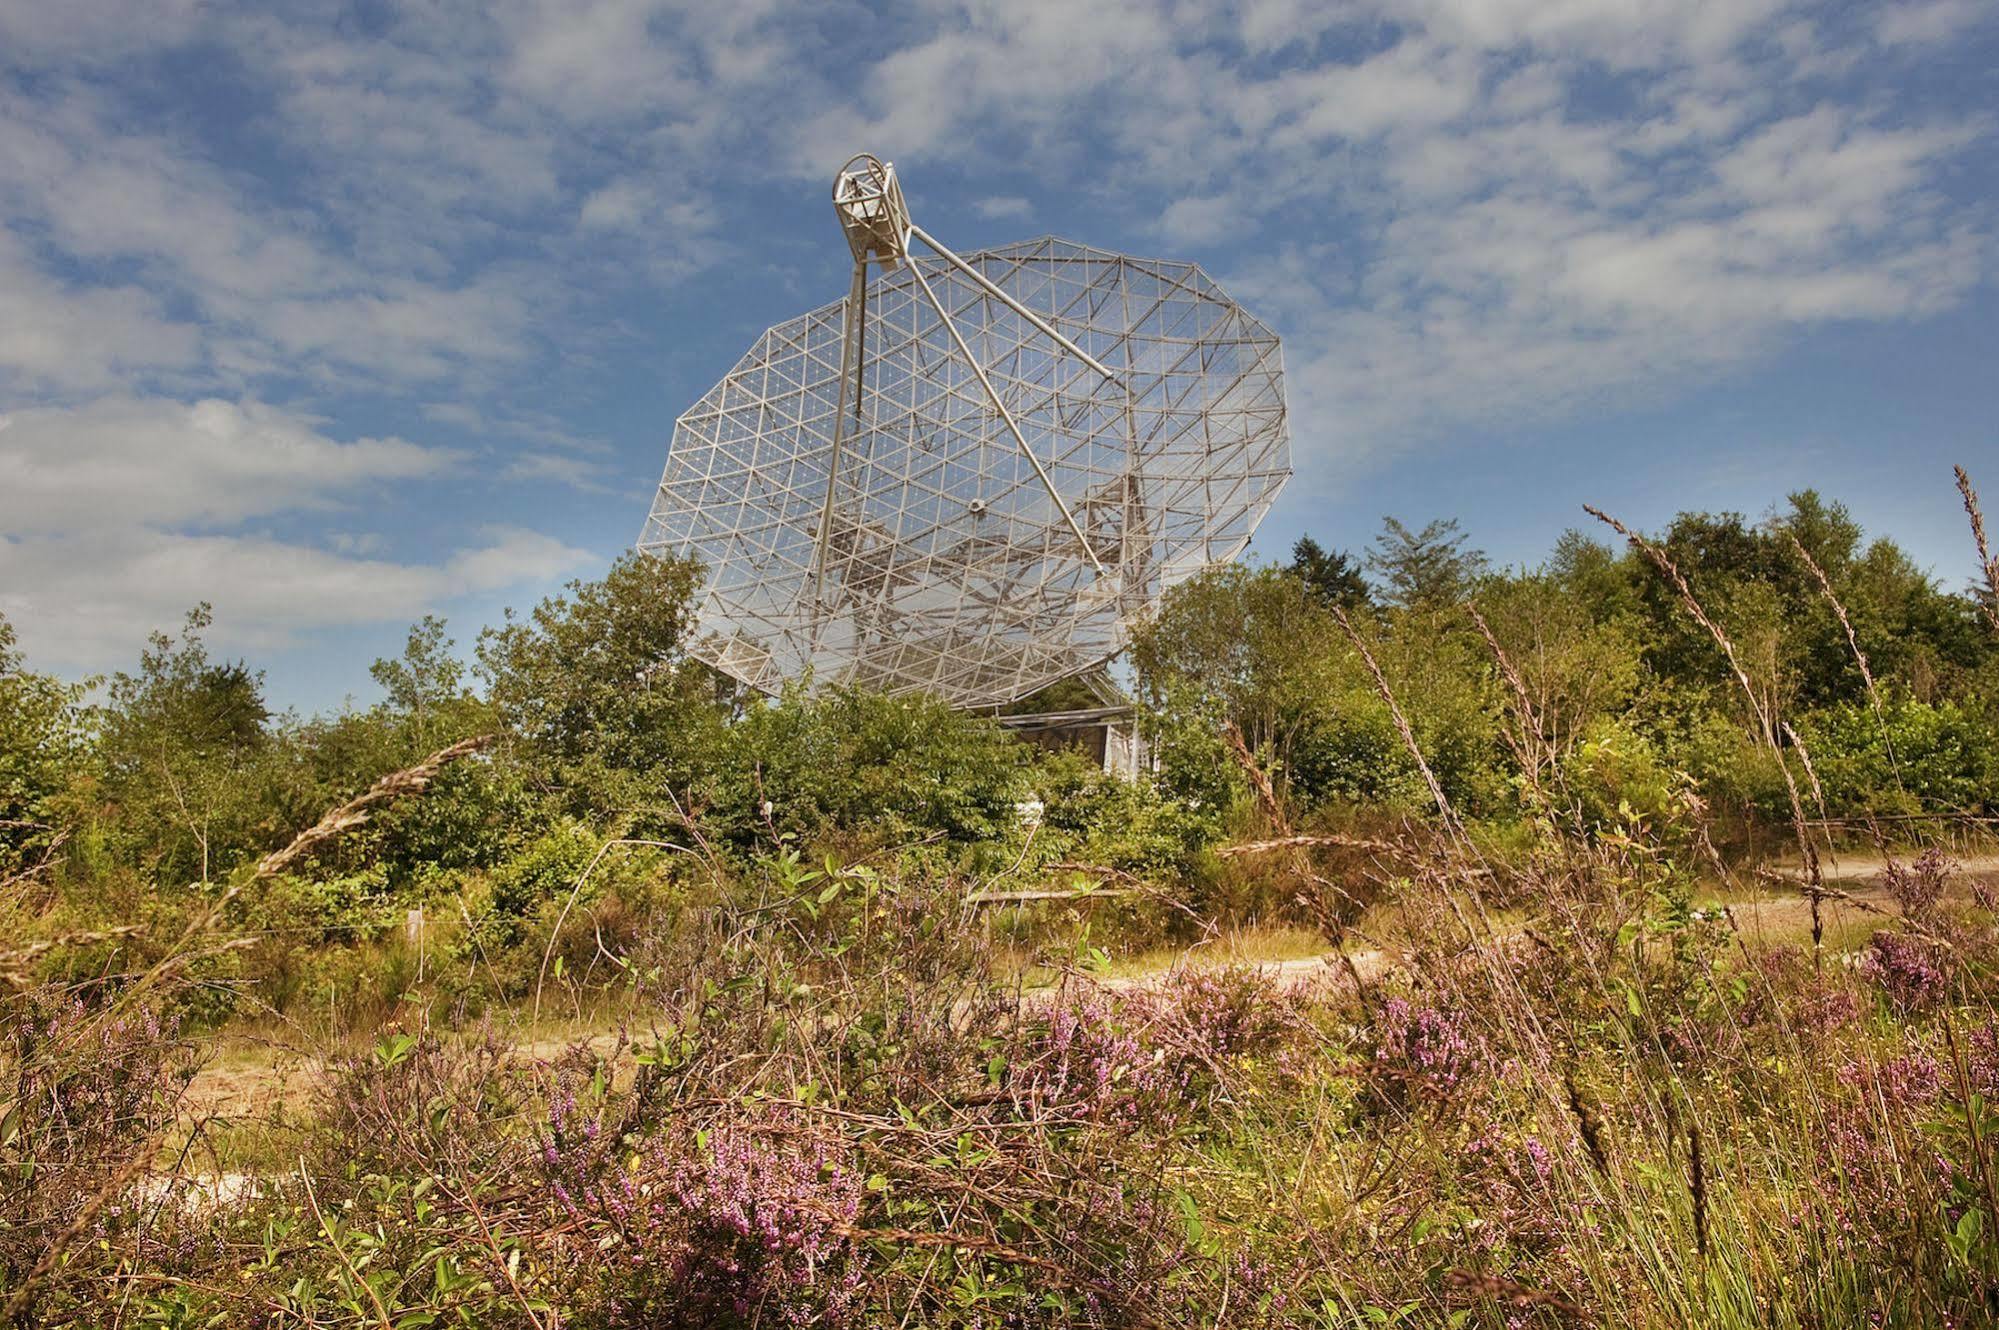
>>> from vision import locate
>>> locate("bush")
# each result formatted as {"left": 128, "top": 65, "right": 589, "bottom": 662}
{"left": 478, "top": 551, "right": 725, "bottom": 821}
{"left": 1563, "top": 718, "right": 1685, "bottom": 839}
{"left": 705, "top": 687, "right": 1028, "bottom": 854}
{"left": 1286, "top": 690, "right": 1425, "bottom": 809}
{"left": 1031, "top": 749, "right": 1219, "bottom": 878}
{"left": 1799, "top": 698, "right": 1999, "bottom": 817}
{"left": 0, "top": 613, "right": 91, "bottom": 872}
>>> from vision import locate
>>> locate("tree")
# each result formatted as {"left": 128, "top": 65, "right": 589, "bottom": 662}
{"left": 709, "top": 687, "right": 1027, "bottom": 850}
{"left": 1474, "top": 570, "right": 1644, "bottom": 772}
{"left": 477, "top": 551, "right": 722, "bottom": 818}
{"left": 0, "top": 613, "right": 91, "bottom": 870}
{"left": 1548, "top": 531, "right": 1642, "bottom": 623}
{"left": 367, "top": 614, "right": 490, "bottom": 755}
{"left": 1129, "top": 565, "right": 1346, "bottom": 816}
{"left": 370, "top": 615, "right": 466, "bottom": 717}
{"left": 1130, "top": 565, "right": 1339, "bottom": 765}
{"left": 99, "top": 605, "right": 272, "bottom": 885}
{"left": 1289, "top": 536, "right": 1371, "bottom": 610}
{"left": 1367, "top": 517, "right": 1488, "bottom": 610}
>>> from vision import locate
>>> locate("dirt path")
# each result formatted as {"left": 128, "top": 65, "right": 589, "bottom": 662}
{"left": 185, "top": 858, "right": 1997, "bottom": 1120}
{"left": 1764, "top": 851, "right": 1999, "bottom": 884}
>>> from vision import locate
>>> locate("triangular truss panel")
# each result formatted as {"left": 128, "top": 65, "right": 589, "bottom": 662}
{"left": 639, "top": 157, "right": 1291, "bottom": 709}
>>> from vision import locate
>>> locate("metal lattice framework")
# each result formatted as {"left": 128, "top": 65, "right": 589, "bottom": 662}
{"left": 639, "top": 155, "right": 1290, "bottom": 708}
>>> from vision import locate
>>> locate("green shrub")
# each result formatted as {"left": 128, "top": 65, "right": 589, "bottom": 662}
{"left": 487, "top": 821, "right": 602, "bottom": 923}
{"left": 1564, "top": 719, "right": 1684, "bottom": 839}
{"left": 706, "top": 687, "right": 1028, "bottom": 854}
{"left": 1030, "top": 749, "right": 1219, "bottom": 877}
{"left": 1799, "top": 698, "right": 1998, "bottom": 817}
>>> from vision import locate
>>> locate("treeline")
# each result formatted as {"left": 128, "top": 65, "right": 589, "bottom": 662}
{"left": 2, "top": 488, "right": 1995, "bottom": 1020}
{"left": 1138, "top": 490, "right": 1999, "bottom": 842}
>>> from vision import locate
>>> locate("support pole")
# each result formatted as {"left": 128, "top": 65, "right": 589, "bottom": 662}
{"left": 907, "top": 258, "right": 1108, "bottom": 577}
{"left": 811, "top": 263, "right": 869, "bottom": 615}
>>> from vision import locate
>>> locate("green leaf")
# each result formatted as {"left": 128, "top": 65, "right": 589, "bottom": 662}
{"left": 1173, "top": 1188, "right": 1208, "bottom": 1252}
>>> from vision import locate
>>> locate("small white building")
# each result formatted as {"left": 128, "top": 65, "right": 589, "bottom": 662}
{"left": 994, "top": 673, "right": 1152, "bottom": 778}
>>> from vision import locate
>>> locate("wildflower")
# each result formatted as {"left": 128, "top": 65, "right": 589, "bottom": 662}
{"left": 1858, "top": 929, "right": 1950, "bottom": 1010}
{"left": 1368, "top": 997, "right": 1475, "bottom": 1103}
{"left": 1879, "top": 848, "right": 1953, "bottom": 919}
{"left": 1840, "top": 1049, "right": 1944, "bottom": 1108}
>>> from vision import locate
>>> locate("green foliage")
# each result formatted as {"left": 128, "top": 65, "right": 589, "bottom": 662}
{"left": 1130, "top": 563, "right": 1341, "bottom": 777}
{"left": 1136, "top": 492, "right": 1995, "bottom": 843}
{"left": 1357, "top": 610, "right": 1507, "bottom": 816}
{"left": 1562, "top": 718, "right": 1686, "bottom": 839}
{"left": 96, "top": 605, "right": 274, "bottom": 885}
{"left": 1030, "top": 749, "right": 1218, "bottom": 876}
{"left": 0, "top": 612, "right": 91, "bottom": 869}
{"left": 1134, "top": 565, "right": 1506, "bottom": 820}
{"left": 1800, "top": 699, "right": 1998, "bottom": 817}
{"left": 1474, "top": 565, "right": 1645, "bottom": 763}
{"left": 1286, "top": 685, "right": 1424, "bottom": 808}
{"left": 998, "top": 674, "right": 1109, "bottom": 716}
{"left": 1367, "top": 516, "right": 1488, "bottom": 610}
{"left": 487, "top": 820, "right": 600, "bottom": 920}
{"left": 367, "top": 613, "right": 479, "bottom": 751}
{"left": 706, "top": 686, "right": 1028, "bottom": 853}
{"left": 1289, "top": 535, "right": 1370, "bottom": 610}
{"left": 477, "top": 550, "right": 723, "bottom": 819}
{"left": 459, "top": 820, "right": 698, "bottom": 984}
{"left": 4, "top": 482, "right": 1994, "bottom": 1041}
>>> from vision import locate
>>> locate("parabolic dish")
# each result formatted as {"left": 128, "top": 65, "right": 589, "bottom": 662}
{"left": 640, "top": 201, "right": 1290, "bottom": 708}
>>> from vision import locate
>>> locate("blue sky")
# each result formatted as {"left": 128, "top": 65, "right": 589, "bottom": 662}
{"left": 2, "top": 0, "right": 1995, "bottom": 713}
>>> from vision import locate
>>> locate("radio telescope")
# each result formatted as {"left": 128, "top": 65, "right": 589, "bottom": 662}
{"left": 639, "top": 155, "right": 1290, "bottom": 709}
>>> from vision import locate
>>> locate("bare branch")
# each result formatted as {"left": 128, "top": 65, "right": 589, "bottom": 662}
{"left": 254, "top": 734, "right": 493, "bottom": 880}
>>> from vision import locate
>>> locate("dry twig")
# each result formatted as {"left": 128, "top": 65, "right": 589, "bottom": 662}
{"left": 254, "top": 734, "right": 493, "bottom": 880}
{"left": 1957, "top": 465, "right": 1999, "bottom": 633}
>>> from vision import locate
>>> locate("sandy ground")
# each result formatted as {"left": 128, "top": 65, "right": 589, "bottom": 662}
{"left": 182, "top": 853, "right": 1999, "bottom": 1120}
{"left": 1764, "top": 851, "right": 1999, "bottom": 884}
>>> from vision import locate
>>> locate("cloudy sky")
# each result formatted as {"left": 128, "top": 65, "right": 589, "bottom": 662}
{"left": 2, "top": 0, "right": 1994, "bottom": 710}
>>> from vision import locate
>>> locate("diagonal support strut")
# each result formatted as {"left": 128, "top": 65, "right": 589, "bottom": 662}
{"left": 908, "top": 223, "right": 1123, "bottom": 388}
{"left": 907, "top": 257, "right": 1108, "bottom": 578}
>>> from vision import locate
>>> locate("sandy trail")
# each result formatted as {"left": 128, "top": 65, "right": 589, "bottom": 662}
{"left": 184, "top": 856, "right": 1998, "bottom": 1118}
{"left": 1765, "top": 851, "right": 1999, "bottom": 883}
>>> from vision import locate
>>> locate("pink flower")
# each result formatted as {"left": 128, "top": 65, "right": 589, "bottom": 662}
{"left": 1859, "top": 930, "right": 1950, "bottom": 1010}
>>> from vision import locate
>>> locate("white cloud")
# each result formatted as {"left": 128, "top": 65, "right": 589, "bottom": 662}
{"left": 502, "top": 0, "right": 698, "bottom": 119}
{"left": 0, "top": 93, "right": 340, "bottom": 305}
{"left": 0, "top": 393, "right": 595, "bottom": 672}
{"left": 1262, "top": 41, "right": 1483, "bottom": 147}
{"left": 0, "top": 88, "right": 540, "bottom": 394}
{"left": 502, "top": 453, "right": 614, "bottom": 491}
{"left": 1875, "top": 0, "right": 1989, "bottom": 46}
{"left": 783, "top": 0, "right": 1181, "bottom": 173}
{"left": 253, "top": 276, "right": 537, "bottom": 382}
{"left": 974, "top": 196, "right": 1032, "bottom": 220}
{"left": 0, "top": 397, "right": 452, "bottom": 535}
{"left": 0, "top": 528, "right": 594, "bottom": 672}
{"left": 0, "top": 231, "right": 202, "bottom": 393}
{"left": 1366, "top": 0, "right": 1793, "bottom": 65}
{"left": 0, "top": 0, "right": 203, "bottom": 66}
{"left": 1158, "top": 195, "right": 1236, "bottom": 245}
{"left": 576, "top": 179, "right": 717, "bottom": 244}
